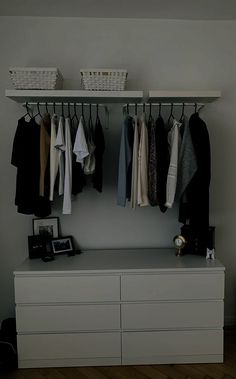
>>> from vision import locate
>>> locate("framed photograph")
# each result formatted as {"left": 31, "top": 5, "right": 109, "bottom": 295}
{"left": 51, "top": 236, "right": 74, "bottom": 255}
{"left": 28, "top": 235, "right": 52, "bottom": 259}
{"left": 33, "top": 217, "right": 59, "bottom": 238}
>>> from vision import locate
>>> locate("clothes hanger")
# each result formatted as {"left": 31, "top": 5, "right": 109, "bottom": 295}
{"left": 61, "top": 102, "right": 65, "bottom": 118}
{"left": 167, "top": 103, "right": 174, "bottom": 124}
{"left": 135, "top": 104, "right": 138, "bottom": 116}
{"left": 158, "top": 103, "right": 162, "bottom": 118}
{"left": 88, "top": 104, "right": 93, "bottom": 133}
{"left": 22, "top": 102, "right": 33, "bottom": 120}
{"left": 45, "top": 102, "right": 49, "bottom": 115}
{"left": 72, "top": 103, "right": 79, "bottom": 123}
{"left": 179, "top": 103, "right": 185, "bottom": 122}
{"left": 148, "top": 103, "right": 152, "bottom": 123}
{"left": 126, "top": 104, "right": 129, "bottom": 115}
{"left": 96, "top": 104, "right": 100, "bottom": 124}
{"left": 33, "top": 102, "right": 42, "bottom": 119}
{"left": 67, "top": 102, "right": 71, "bottom": 120}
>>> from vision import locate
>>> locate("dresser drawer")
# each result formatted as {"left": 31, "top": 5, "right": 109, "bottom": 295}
{"left": 122, "top": 330, "right": 223, "bottom": 364}
{"left": 121, "top": 273, "right": 224, "bottom": 301}
{"left": 18, "top": 332, "right": 121, "bottom": 361}
{"left": 121, "top": 301, "right": 223, "bottom": 330}
{"left": 16, "top": 304, "right": 120, "bottom": 333}
{"left": 15, "top": 275, "right": 120, "bottom": 303}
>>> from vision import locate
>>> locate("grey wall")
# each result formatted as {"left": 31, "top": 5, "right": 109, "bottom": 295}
{"left": 0, "top": 17, "right": 235, "bottom": 324}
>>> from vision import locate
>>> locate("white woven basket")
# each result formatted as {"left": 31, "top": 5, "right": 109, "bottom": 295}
{"left": 9, "top": 67, "right": 63, "bottom": 90}
{"left": 80, "top": 69, "right": 127, "bottom": 91}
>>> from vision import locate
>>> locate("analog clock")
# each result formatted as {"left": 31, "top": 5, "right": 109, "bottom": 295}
{"left": 173, "top": 235, "right": 186, "bottom": 256}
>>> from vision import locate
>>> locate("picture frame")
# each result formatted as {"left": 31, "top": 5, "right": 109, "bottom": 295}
{"left": 28, "top": 235, "right": 53, "bottom": 259}
{"left": 51, "top": 236, "right": 74, "bottom": 255}
{"left": 33, "top": 217, "right": 59, "bottom": 238}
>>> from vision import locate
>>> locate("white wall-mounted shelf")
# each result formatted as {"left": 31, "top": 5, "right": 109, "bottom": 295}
{"left": 148, "top": 90, "right": 221, "bottom": 103}
{"left": 5, "top": 89, "right": 144, "bottom": 104}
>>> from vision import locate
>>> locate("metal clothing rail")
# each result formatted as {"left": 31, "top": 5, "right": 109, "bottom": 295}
{"left": 123, "top": 102, "right": 205, "bottom": 114}
{"left": 23, "top": 102, "right": 107, "bottom": 107}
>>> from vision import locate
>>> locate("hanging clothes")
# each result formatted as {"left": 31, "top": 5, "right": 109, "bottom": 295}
{"left": 73, "top": 116, "right": 89, "bottom": 168}
{"left": 71, "top": 118, "right": 86, "bottom": 196}
{"left": 117, "top": 115, "right": 134, "bottom": 207}
{"left": 130, "top": 115, "right": 140, "bottom": 209}
{"left": 55, "top": 116, "right": 65, "bottom": 196}
{"left": 62, "top": 117, "right": 73, "bottom": 215}
{"left": 147, "top": 116, "right": 158, "bottom": 206}
{"left": 137, "top": 114, "right": 149, "bottom": 207}
{"left": 84, "top": 120, "right": 96, "bottom": 176}
{"left": 49, "top": 114, "right": 59, "bottom": 201}
{"left": 39, "top": 113, "right": 51, "bottom": 198}
{"left": 11, "top": 117, "right": 51, "bottom": 217}
{"left": 179, "top": 112, "right": 211, "bottom": 251}
{"left": 165, "top": 119, "right": 181, "bottom": 208}
{"left": 155, "top": 116, "right": 169, "bottom": 213}
{"left": 175, "top": 116, "right": 198, "bottom": 202}
{"left": 92, "top": 117, "right": 105, "bottom": 192}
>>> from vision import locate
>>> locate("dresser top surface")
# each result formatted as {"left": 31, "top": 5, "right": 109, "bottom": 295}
{"left": 14, "top": 248, "right": 224, "bottom": 275}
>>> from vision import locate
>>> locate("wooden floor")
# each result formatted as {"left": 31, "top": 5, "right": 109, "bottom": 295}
{"left": 1, "top": 329, "right": 236, "bottom": 379}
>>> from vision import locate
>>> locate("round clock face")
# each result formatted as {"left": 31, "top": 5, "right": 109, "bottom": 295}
{"left": 175, "top": 237, "right": 183, "bottom": 247}
{"left": 173, "top": 235, "right": 186, "bottom": 249}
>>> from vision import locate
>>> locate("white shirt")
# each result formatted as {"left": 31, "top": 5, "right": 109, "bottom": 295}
{"left": 165, "top": 119, "right": 181, "bottom": 208}
{"left": 55, "top": 116, "right": 65, "bottom": 196}
{"left": 63, "top": 117, "right": 73, "bottom": 215}
{"left": 73, "top": 116, "right": 89, "bottom": 168}
{"left": 49, "top": 114, "right": 59, "bottom": 201}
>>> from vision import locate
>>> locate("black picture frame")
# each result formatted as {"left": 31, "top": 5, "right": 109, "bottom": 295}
{"left": 51, "top": 236, "right": 74, "bottom": 255}
{"left": 28, "top": 235, "right": 52, "bottom": 259}
{"left": 33, "top": 217, "right": 59, "bottom": 238}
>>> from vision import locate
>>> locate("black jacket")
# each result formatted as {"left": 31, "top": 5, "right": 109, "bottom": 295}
{"left": 179, "top": 112, "right": 211, "bottom": 250}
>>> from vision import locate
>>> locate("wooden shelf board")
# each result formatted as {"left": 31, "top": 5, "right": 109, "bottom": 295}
{"left": 5, "top": 89, "right": 144, "bottom": 104}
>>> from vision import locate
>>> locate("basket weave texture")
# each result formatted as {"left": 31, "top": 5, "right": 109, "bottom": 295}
{"left": 9, "top": 67, "right": 63, "bottom": 90}
{"left": 80, "top": 69, "right": 127, "bottom": 91}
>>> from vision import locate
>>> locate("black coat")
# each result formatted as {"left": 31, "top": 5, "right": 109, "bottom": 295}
{"left": 179, "top": 112, "right": 211, "bottom": 251}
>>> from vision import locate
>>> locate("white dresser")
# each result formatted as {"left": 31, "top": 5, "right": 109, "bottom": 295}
{"left": 14, "top": 248, "right": 225, "bottom": 368}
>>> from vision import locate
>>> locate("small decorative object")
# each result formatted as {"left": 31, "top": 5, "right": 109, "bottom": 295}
{"left": 33, "top": 217, "right": 59, "bottom": 238}
{"left": 28, "top": 235, "right": 52, "bottom": 259}
{"left": 173, "top": 235, "right": 186, "bottom": 256}
{"left": 9, "top": 67, "right": 63, "bottom": 90}
{"left": 206, "top": 248, "right": 215, "bottom": 260}
{"left": 80, "top": 69, "right": 127, "bottom": 91}
{"left": 51, "top": 236, "right": 74, "bottom": 255}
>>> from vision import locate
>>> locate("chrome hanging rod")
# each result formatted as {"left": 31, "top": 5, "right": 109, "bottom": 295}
{"left": 23, "top": 102, "right": 107, "bottom": 107}
{"left": 123, "top": 102, "right": 205, "bottom": 107}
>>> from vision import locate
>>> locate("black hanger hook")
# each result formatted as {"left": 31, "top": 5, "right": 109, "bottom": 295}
{"left": 45, "top": 102, "right": 49, "bottom": 114}
{"left": 135, "top": 104, "right": 137, "bottom": 116}
{"left": 61, "top": 102, "right": 64, "bottom": 117}
{"left": 180, "top": 103, "right": 185, "bottom": 121}
{"left": 148, "top": 103, "right": 152, "bottom": 121}
{"left": 127, "top": 104, "right": 129, "bottom": 115}
{"left": 53, "top": 102, "right": 56, "bottom": 114}
{"left": 158, "top": 103, "right": 162, "bottom": 117}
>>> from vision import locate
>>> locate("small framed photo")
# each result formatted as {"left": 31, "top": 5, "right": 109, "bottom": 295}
{"left": 33, "top": 217, "right": 59, "bottom": 238}
{"left": 28, "top": 235, "right": 52, "bottom": 259}
{"left": 51, "top": 236, "right": 74, "bottom": 255}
